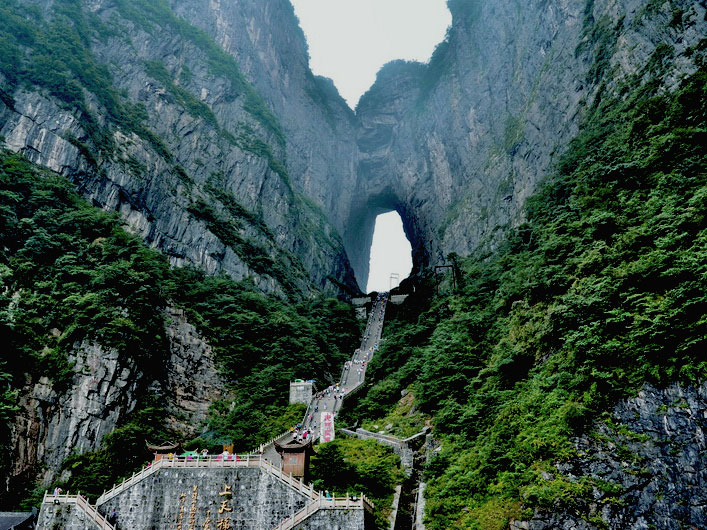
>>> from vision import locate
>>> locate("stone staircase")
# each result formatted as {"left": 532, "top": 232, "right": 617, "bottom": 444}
{"left": 261, "top": 293, "right": 389, "bottom": 457}
{"left": 96, "top": 454, "right": 318, "bottom": 506}
{"left": 39, "top": 294, "right": 389, "bottom": 529}
{"left": 273, "top": 494, "right": 375, "bottom": 530}
{"left": 41, "top": 492, "right": 115, "bottom": 530}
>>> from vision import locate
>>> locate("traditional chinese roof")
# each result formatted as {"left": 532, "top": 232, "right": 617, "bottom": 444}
{"left": 274, "top": 439, "right": 315, "bottom": 454}
{"left": 0, "top": 512, "right": 34, "bottom": 530}
{"left": 145, "top": 440, "right": 181, "bottom": 452}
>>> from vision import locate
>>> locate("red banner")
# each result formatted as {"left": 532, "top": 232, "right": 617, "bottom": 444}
{"left": 320, "top": 412, "right": 335, "bottom": 444}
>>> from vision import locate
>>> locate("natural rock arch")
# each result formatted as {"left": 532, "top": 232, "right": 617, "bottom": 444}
{"left": 342, "top": 189, "right": 430, "bottom": 293}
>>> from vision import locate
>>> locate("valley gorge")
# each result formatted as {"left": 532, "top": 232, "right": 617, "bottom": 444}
{"left": 1, "top": 0, "right": 706, "bottom": 528}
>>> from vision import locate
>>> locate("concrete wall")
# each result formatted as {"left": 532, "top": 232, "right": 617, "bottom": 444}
{"left": 289, "top": 382, "right": 314, "bottom": 405}
{"left": 389, "top": 295, "right": 409, "bottom": 305}
{"left": 340, "top": 428, "right": 417, "bottom": 476}
{"left": 299, "top": 507, "right": 367, "bottom": 530}
{"left": 351, "top": 297, "right": 371, "bottom": 306}
{"left": 98, "top": 467, "right": 309, "bottom": 529}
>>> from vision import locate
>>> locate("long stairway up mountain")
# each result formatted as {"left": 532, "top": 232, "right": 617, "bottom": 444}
{"left": 261, "top": 293, "right": 389, "bottom": 464}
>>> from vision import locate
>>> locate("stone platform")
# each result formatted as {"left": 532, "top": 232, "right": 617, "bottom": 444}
{"left": 37, "top": 456, "right": 372, "bottom": 529}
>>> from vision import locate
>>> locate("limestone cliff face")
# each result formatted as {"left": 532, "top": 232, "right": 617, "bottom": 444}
{"left": 349, "top": 0, "right": 706, "bottom": 286}
{"left": 1, "top": 0, "right": 703, "bottom": 290}
{"left": 168, "top": 0, "right": 364, "bottom": 288}
{"left": 0, "top": 0, "right": 360, "bottom": 298}
{"left": 10, "top": 309, "right": 224, "bottom": 490}
{"left": 514, "top": 383, "right": 707, "bottom": 529}
{"left": 12, "top": 341, "right": 140, "bottom": 489}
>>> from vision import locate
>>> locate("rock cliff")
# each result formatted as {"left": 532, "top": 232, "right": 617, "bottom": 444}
{"left": 349, "top": 0, "right": 706, "bottom": 286}
{"left": 0, "top": 0, "right": 359, "bottom": 298}
{"left": 3, "top": 0, "right": 702, "bottom": 291}
{"left": 514, "top": 383, "right": 707, "bottom": 529}
{"left": 2, "top": 0, "right": 705, "bottom": 522}
{"left": 10, "top": 308, "right": 224, "bottom": 493}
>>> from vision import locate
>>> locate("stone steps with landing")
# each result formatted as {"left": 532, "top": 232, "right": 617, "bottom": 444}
{"left": 254, "top": 294, "right": 388, "bottom": 459}
{"left": 273, "top": 494, "right": 375, "bottom": 530}
{"left": 296, "top": 294, "right": 389, "bottom": 443}
{"left": 41, "top": 492, "right": 115, "bottom": 530}
{"left": 96, "top": 454, "right": 319, "bottom": 507}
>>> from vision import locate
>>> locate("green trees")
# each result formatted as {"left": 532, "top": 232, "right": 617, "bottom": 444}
{"left": 348, "top": 66, "right": 707, "bottom": 528}
{"left": 0, "top": 149, "right": 360, "bottom": 507}
{"left": 310, "top": 438, "right": 404, "bottom": 529}
{"left": 172, "top": 270, "right": 360, "bottom": 449}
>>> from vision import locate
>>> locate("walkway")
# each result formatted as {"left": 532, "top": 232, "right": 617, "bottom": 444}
{"left": 261, "top": 292, "right": 388, "bottom": 461}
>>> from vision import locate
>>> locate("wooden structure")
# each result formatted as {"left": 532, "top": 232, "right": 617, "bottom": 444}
{"left": 274, "top": 439, "right": 314, "bottom": 480}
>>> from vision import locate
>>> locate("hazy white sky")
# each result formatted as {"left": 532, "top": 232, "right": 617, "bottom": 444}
{"left": 289, "top": 0, "right": 450, "bottom": 292}
{"left": 290, "top": 0, "right": 452, "bottom": 108}
{"left": 367, "top": 212, "right": 413, "bottom": 293}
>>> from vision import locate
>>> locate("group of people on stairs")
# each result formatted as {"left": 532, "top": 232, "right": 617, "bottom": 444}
{"left": 294, "top": 292, "right": 389, "bottom": 444}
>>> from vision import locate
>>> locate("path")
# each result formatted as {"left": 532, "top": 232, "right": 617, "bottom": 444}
{"left": 261, "top": 292, "right": 388, "bottom": 462}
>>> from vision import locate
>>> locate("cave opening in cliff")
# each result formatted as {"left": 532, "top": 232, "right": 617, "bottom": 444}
{"left": 366, "top": 211, "right": 412, "bottom": 293}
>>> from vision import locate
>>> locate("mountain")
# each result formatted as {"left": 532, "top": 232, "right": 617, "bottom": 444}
{"left": 1, "top": 0, "right": 706, "bottom": 527}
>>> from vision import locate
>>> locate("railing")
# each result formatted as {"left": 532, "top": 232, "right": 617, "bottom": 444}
{"left": 43, "top": 492, "right": 115, "bottom": 530}
{"left": 96, "top": 454, "right": 321, "bottom": 506}
{"left": 273, "top": 493, "right": 375, "bottom": 530}
{"left": 250, "top": 429, "right": 293, "bottom": 455}
{"left": 97, "top": 454, "right": 260, "bottom": 505}
{"left": 259, "top": 458, "right": 319, "bottom": 501}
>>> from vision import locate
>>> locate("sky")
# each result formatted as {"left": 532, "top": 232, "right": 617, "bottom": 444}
{"left": 290, "top": 0, "right": 452, "bottom": 108}
{"left": 288, "top": 0, "right": 451, "bottom": 293}
{"left": 366, "top": 212, "right": 413, "bottom": 293}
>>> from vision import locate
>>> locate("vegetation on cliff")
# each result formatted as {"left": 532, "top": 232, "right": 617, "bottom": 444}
{"left": 346, "top": 63, "right": 707, "bottom": 528}
{"left": 0, "top": 0, "right": 322, "bottom": 294}
{"left": 0, "top": 149, "right": 360, "bottom": 506}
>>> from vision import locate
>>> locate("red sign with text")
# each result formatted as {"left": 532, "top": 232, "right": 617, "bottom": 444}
{"left": 320, "top": 412, "right": 335, "bottom": 443}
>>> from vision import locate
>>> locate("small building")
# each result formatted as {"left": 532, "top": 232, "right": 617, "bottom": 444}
{"left": 274, "top": 439, "right": 315, "bottom": 480}
{"left": 289, "top": 379, "right": 314, "bottom": 405}
{"left": 351, "top": 296, "right": 372, "bottom": 320}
